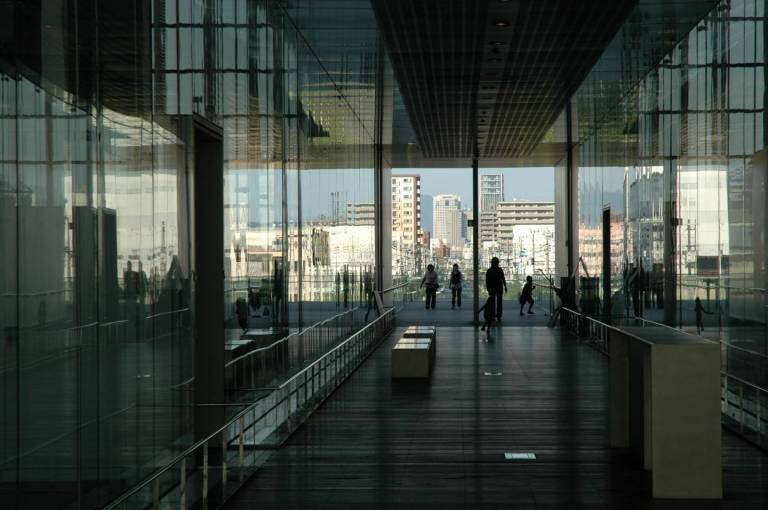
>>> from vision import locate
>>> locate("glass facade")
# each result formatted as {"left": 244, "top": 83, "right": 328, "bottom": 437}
{"left": 571, "top": 0, "right": 767, "bottom": 415}
{"left": 0, "top": 0, "right": 383, "bottom": 507}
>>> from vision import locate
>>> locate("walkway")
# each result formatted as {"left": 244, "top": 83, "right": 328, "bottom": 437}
{"left": 394, "top": 288, "right": 551, "bottom": 326}
{"left": 225, "top": 326, "right": 768, "bottom": 509}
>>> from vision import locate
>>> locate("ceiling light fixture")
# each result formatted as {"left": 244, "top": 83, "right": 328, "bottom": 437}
{"left": 489, "top": 40, "right": 505, "bottom": 46}
{"left": 494, "top": 20, "right": 510, "bottom": 27}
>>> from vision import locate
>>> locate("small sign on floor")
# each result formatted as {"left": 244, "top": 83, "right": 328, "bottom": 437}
{"left": 504, "top": 452, "right": 536, "bottom": 460}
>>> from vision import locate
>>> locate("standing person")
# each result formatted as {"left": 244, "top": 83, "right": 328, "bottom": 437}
{"left": 420, "top": 264, "right": 439, "bottom": 310}
{"left": 342, "top": 266, "right": 349, "bottom": 308}
{"left": 449, "top": 263, "right": 463, "bottom": 309}
{"left": 485, "top": 257, "right": 507, "bottom": 321}
{"left": 235, "top": 297, "right": 249, "bottom": 333}
{"left": 519, "top": 275, "right": 536, "bottom": 315}
{"left": 694, "top": 296, "right": 713, "bottom": 334}
{"left": 478, "top": 295, "right": 496, "bottom": 340}
{"left": 364, "top": 268, "right": 375, "bottom": 321}
{"left": 335, "top": 271, "right": 341, "bottom": 308}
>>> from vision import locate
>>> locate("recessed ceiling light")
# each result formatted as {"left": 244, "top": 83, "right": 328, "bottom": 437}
{"left": 494, "top": 20, "right": 510, "bottom": 27}
{"left": 489, "top": 41, "right": 505, "bottom": 46}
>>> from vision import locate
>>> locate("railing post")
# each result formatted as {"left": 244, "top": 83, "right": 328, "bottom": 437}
{"left": 180, "top": 457, "right": 186, "bottom": 509}
{"left": 740, "top": 385, "right": 745, "bottom": 434}
{"left": 202, "top": 442, "right": 209, "bottom": 509}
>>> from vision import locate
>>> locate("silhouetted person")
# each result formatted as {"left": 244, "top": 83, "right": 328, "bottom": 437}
{"left": 137, "top": 261, "right": 149, "bottom": 305}
{"left": 335, "top": 271, "right": 341, "bottom": 308}
{"left": 364, "top": 268, "right": 375, "bottom": 321}
{"left": 123, "top": 261, "right": 139, "bottom": 303}
{"left": 629, "top": 263, "right": 641, "bottom": 317}
{"left": 519, "top": 275, "right": 535, "bottom": 315}
{"left": 343, "top": 266, "right": 349, "bottom": 308}
{"left": 235, "top": 297, "right": 249, "bottom": 333}
{"left": 694, "top": 296, "right": 712, "bottom": 334}
{"left": 449, "top": 263, "right": 463, "bottom": 309}
{"left": 273, "top": 262, "right": 284, "bottom": 323}
{"left": 485, "top": 257, "right": 507, "bottom": 321}
{"left": 420, "top": 264, "right": 439, "bottom": 310}
{"left": 478, "top": 295, "right": 496, "bottom": 340}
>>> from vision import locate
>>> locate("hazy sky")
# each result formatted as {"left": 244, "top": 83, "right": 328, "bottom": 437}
{"left": 393, "top": 167, "right": 554, "bottom": 234}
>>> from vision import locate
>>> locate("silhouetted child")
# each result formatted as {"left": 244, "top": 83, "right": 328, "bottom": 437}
{"left": 478, "top": 296, "right": 496, "bottom": 339}
{"left": 694, "top": 296, "right": 712, "bottom": 334}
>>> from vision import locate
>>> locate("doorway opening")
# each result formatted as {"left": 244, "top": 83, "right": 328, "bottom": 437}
{"left": 390, "top": 167, "right": 555, "bottom": 326}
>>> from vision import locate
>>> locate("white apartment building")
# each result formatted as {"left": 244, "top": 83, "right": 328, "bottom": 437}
{"left": 346, "top": 202, "right": 375, "bottom": 226}
{"left": 391, "top": 175, "right": 421, "bottom": 247}
{"left": 495, "top": 200, "right": 555, "bottom": 247}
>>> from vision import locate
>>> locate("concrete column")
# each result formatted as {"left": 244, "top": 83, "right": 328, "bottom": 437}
{"left": 472, "top": 157, "right": 480, "bottom": 325}
{"left": 191, "top": 116, "right": 225, "bottom": 440}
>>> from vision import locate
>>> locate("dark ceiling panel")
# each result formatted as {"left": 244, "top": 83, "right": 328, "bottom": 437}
{"left": 373, "top": 0, "right": 638, "bottom": 159}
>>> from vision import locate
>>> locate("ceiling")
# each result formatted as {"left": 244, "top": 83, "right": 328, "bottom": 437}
{"left": 373, "top": 0, "right": 638, "bottom": 160}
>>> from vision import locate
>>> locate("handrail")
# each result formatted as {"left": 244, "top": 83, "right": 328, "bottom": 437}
{"left": 623, "top": 314, "right": 768, "bottom": 360}
{"left": 280, "top": 308, "right": 393, "bottom": 388}
{"left": 560, "top": 307, "right": 653, "bottom": 346}
{"left": 224, "top": 306, "right": 359, "bottom": 369}
{"left": 145, "top": 307, "right": 190, "bottom": 320}
{"left": 721, "top": 370, "right": 768, "bottom": 394}
{"left": 104, "top": 307, "right": 394, "bottom": 510}
{"left": 379, "top": 281, "right": 410, "bottom": 294}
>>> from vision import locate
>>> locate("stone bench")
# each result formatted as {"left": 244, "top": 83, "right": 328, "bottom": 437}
{"left": 392, "top": 336, "right": 433, "bottom": 379}
{"left": 403, "top": 326, "right": 437, "bottom": 355}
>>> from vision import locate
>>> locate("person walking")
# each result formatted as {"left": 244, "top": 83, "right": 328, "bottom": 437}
{"left": 519, "top": 275, "right": 536, "bottom": 315}
{"left": 420, "top": 264, "right": 439, "bottom": 310}
{"left": 449, "top": 263, "right": 463, "bottom": 309}
{"left": 478, "top": 295, "right": 496, "bottom": 340}
{"left": 235, "top": 297, "right": 249, "bottom": 333}
{"left": 485, "top": 257, "right": 507, "bottom": 321}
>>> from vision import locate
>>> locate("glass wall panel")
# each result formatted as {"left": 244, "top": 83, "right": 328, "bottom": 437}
{"left": 1, "top": 0, "right": 384, "bottom": 507}
{"left": 573, "top": 0, "right": 768, "bottom": 407}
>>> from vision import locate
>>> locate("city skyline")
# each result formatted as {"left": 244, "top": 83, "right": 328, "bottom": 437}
{"left": 394, "top": 167, "right": 553, "bottom": 235}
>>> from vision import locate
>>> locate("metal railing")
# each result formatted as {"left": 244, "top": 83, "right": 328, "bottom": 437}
{"left": 104, "top": 307, "right": 396, "bottom": 510}
{"left": 559, "top": 307, "right": 768, "bottom": 452}
{"left": 381, "top": 279, "right": 418, "bottom": 310}
{"left": 224, "top": 306, "right": 362, "bottom": 395}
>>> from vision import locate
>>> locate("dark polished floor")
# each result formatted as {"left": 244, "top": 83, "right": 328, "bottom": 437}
{"left": 225, "top": 326, "right": 768, "bottom": 509}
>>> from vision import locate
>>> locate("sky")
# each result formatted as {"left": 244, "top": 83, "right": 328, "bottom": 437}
{"left": 393, "top": 167, "right": 555, "bottom": 234}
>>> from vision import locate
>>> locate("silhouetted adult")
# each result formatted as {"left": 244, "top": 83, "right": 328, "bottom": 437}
{"left": 420, "top": 264, "right": 439, "bottom": 310}
{"left": 485, "top": 257, "right": 507, "bottom": 321}
{"left": 449, "top": 263, "right": 463, "bottom": 309}
{"left": 364, "top": 268, "right": 375, "bottom": 321}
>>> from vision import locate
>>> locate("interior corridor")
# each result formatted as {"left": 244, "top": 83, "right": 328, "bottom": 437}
{"left": 224, "top": 327, "right": 768, "bottom": 509}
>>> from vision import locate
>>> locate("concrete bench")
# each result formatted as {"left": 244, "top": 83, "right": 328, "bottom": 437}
{"left": 392, "top": 336, "right": 433, "bottom": 378}
{"left": 403, "top": 326, "right": 437, "bottom": 355}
